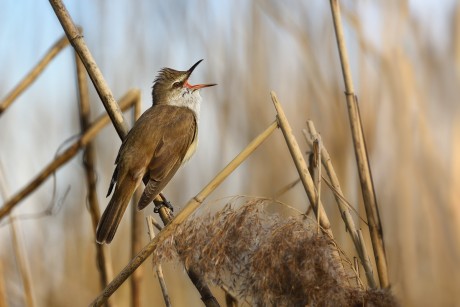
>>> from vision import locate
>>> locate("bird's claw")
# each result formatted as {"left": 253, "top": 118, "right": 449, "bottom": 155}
{"left": 154, "top": 200, "right": 174, "bottom": 213}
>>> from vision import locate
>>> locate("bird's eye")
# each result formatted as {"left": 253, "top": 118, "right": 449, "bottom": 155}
{"left": 172, "top": 81, "right": 182, "bottom": 87}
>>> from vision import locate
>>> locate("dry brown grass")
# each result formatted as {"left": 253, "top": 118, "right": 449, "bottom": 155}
{"left": 150, "top": 198, "right": 397, "bottom": 306}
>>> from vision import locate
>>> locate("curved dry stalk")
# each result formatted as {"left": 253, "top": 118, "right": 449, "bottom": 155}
{"left": 75, "top": 52, "right": 114, "bottom": 297}
{"left": 0, "top": 90, "right": 140, "bottom": 221}
{"left": 303, "top": 120, "right": 376, "bottom": 288}
{"left": 329, "top": 0, "right": 388, "bottom": 287}
{"left": 89, "top": 120, "right": 278, "bottom": 306}
{"left": 0, "top": 34, "right": 70, "bottom": 116}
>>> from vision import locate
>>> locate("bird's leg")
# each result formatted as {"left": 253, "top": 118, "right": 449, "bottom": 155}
{"left": 159, "top": 192, "right": 174, "bottom": 211}
{"left": 153, "top": 192, "right": 174, "bottom": 213}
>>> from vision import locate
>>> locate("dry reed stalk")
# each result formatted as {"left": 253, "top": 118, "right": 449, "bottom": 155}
{"left": 130, "top": 99, "right": 143, "bottom": 307}
{"left": 220, "top": 285, "right": 241, "bottom": 306}
{"left": 270, "top": 92, "right": 330, "bottom": 229}
{"left": 75, "top": 52, "right": 115, "bottom": 301}
{"left": 0, "top": 90, "right": 140, "bottom": 221}
{"left": 303, "top": 120, "right": 376, "bottom": 288}
{"left": 0, "top": 165, "right": 35, "bottom": 307}
{"left": 224, "top": 293, "right": 238, "bottom": 307}
{"left": 148, "top": 216, "right": 164, "bottom": 232}
{"left": 186, "top": 269, "right": 220, "bottom": 307}
{"left": 329, "top": 0, "right": 388, "bottom": 287}
{"left": 357, "top": 229, "right": 373, "bottom": 282}
{"left": 8, "top": 218, "right": 35, "bottom": 307}
{"left": 130, "top": 187, "right": 143, "bottom": 307}
{"left": 49, "top": 0, "right": 128, "bottom": 139}
{"left": 270, "top": 91, "right": 348, "bottom": 279}
{"left": 146, "top": 216, "right": 171, "bottom": 307}
{"left": 0, "top": 34, "right": 70, "bottom": 115}
{"left": 157, "top": 205, "right": 174, "bottom": 225}
{"left": 89, "top": 120, "right": 278, "bottom": 306}
{"left": 149, "top": 187, "right": 218, "bottom": 303}
{"left": 354, "top": 257, "right": 360, "bottom": 287}
{"left": 313, "top": 136, "right": 322, "bottom": 234}
{"left": 0, "top": 261, "right": 6, "bottom": 307}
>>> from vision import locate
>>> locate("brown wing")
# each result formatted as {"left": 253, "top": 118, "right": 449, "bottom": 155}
{"left": 137, "top": 106, "right": 197, "bottom": 209}
{"left": 107, "top": 104, "right": 194, "bottom": 197}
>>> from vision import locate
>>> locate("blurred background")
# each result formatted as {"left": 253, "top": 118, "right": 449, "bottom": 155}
{"left": 0, "top": 0, "right": 459, "bottom": 306}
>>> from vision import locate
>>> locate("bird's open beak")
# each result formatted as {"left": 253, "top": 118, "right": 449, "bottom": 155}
{"left": 185, "top": 59, "right": 217, "bottom": 90}
{"left": 187, "top": 59, "right": 203, "bottom": 75}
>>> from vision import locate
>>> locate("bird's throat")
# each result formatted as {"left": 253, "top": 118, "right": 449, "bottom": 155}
{"left": 168, "top": 91, "right": 201, "bottom": 122}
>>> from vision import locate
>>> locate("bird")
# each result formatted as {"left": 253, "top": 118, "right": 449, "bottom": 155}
{"left": 96, "top": 59, "right": 216, "bottom": 244}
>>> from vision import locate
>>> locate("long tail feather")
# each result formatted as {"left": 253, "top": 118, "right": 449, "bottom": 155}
{"left": 106, "top": 166, "right": 119, "bottom": 197}
{"left": 96, "top": 176, "right": 138, "bottom": 244}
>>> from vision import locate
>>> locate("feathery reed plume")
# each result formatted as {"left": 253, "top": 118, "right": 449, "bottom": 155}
{"left": 150, "top": 198, "right": 397, "bottom": 306}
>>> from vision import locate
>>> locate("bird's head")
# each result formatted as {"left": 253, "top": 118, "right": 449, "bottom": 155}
{"left": 151, "top": 60, "right": 216, "bottom": 108}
